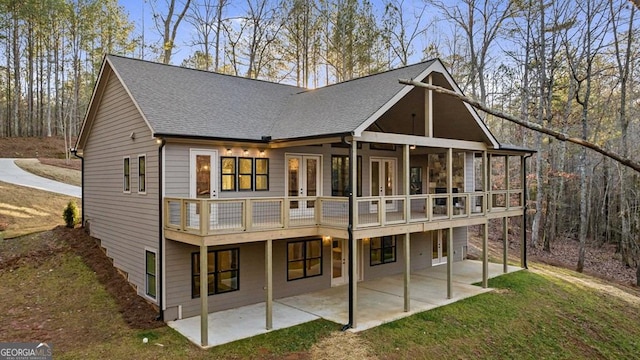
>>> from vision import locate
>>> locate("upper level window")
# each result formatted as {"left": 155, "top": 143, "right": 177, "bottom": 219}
{"left": 238, "top": 157, "right": 253, "bottom": 191}
{"left": 331, "top": 155, "right": 362, "bottom": 197}
{"left": 138, "top": 155, "right": 146, "bottom": 193}
{"left": 221, "top": 157, "right": 236, "bottom": 191}
{"left": 255, "top": 158, "right": 269, "bottom": 191}
{"left": 123, "top": 157, "right": 131, "bottom": 192}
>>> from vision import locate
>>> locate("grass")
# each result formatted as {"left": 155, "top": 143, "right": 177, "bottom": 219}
{"left": 14, "top": 159, "right": 81, "bottom": 186}
{"left": 0, "top": 181, "right": 79, "bottom": 239}
{"left": 1, "top": 180, "right": 638, "bottom": 358}
{"left": 361, "top": 268, "right": 640, "bottom": 359}
{"left": 2, "top": 230, "right": 639, "bottom": 360}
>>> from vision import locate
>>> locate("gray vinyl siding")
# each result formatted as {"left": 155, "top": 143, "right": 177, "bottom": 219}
{"left": 361, "top": 227, "right": 466, "bottom": 281}
{"left": 164, "top": 238, "right": 331, "bottom": 320}
{"left": 164, "top": 142, "right": 412, "bottom": 200}
{"left": 465, "top": 152, "right": 474, "bottom": 192}
{"left": 83, "top": 70, "right": 159, "bottom": 302}
{"left": 452, "top": 227, "right": 467, "bottom": 261}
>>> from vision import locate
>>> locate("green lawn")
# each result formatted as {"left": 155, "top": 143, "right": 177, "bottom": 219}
{"left": 1, "top": 230, "right": 639, "bottom": 359}
{"left": 361, "top": 270, "right": 640, "bottom": 359}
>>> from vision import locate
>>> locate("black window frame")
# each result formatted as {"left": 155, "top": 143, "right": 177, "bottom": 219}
{"left": 255, "top": 158, "right": 269, "bottom": 191}
{"left": 370, "top": 236, "right": 397, "bottom": 266}
{"left": 138, "top": 155, "right": 146, "bottom": 193}
{"left": 287, "top": 239, "right": 323, "bottom": 281}
{"left": 123, "top": 157, "right": 131, "bottom": 192}
{"left": 191, "top": 248, "right": 240, "bottom": 298}
{"left": 145, "top": 250, "right": 156, "bottom": 299}
{"left": 220, "top": 156, "right": 237, "bottom": 192}
{"left": 331, "top": 155, "right": 362, "bottom": 197}
{"left": 237, "top": 157, "right": 254, "bottom": 191}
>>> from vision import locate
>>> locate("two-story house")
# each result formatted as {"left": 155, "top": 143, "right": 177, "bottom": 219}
{"left": 74, "top": 55, "right": 532, "bottom": 347}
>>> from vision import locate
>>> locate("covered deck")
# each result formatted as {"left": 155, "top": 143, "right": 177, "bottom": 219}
{"left": 168, "top": 260, "right": 521, "bottom": 348}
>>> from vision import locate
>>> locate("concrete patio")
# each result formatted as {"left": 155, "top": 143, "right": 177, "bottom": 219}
{"left": 168, "top": 260, "right": 522, "bottom": 348}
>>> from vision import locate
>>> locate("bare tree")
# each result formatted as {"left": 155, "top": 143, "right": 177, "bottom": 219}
{"left": 186, "top": 0, "right": 229, "bottom": 71}
{"left": 152, "top": 0, "right": 192, "bottom": 64}
{"left": 428, "top": 0, "right": 514, "bottom": 104}
{"left": 382, "top": 0, "right": 427, "bottom": 67}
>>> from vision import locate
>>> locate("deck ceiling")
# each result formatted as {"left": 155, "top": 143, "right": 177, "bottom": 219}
{"left": 367, "top": 72, "right": 489, "bottom": 144}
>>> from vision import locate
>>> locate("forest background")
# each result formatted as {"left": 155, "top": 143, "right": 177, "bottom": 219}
{"left": 0, "top": 0, "right": 638, "bottom": 283}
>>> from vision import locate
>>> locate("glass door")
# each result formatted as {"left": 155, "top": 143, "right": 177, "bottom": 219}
{"left": 431, "top": 229, "right": 448, "bottom": 265}
{"left": 287, "top": 154, "right": 321, "bottom": 218}
{"left": 189, "top": 149, "right": 219, "bottom": 228}
{"left": 370, "top": 157, "right": 396, "bottom": 212}
{"left": 331, "top": 239, "right": 348, "bottom": 286}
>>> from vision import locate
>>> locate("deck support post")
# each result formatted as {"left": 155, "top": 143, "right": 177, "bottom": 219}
{"left": 348, "top": 138, "right": 358, "bottom": 330}
{"left": 265, "top": 239, "right": 273, "bottom": 330}
{"left": 200, "top": 243, "right": 208, "bottom": 347}
{"left": 521, "top": 156, "right": 527, "bottom": 268}
{"left": 404, "top": 232, "right": 411, "bottom": 312}
{"left": 503, "top": 217, "right": 508, "bottom": 273}
{"left": 351, "top": 236, "right": 358, "bottom": 328}
{"left": 447, "top": 227, "right": 453, "bottom": 299}
{"left": 482, "top": 221, "right": 489, "bottom": 288}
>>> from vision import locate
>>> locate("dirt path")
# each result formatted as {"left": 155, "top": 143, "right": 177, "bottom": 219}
{"left": 531, "top": 265, "right": 640, "bottom": 306}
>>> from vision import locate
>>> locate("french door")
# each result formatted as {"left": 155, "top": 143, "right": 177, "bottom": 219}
{"left": 286, "top": 154, "right": 322, "bottom": 218}
{"left": 370, "top": 157, "right": 396, "bottom": 212}
{"left": 431, "top": 229, "right": 448, "bottom": 265}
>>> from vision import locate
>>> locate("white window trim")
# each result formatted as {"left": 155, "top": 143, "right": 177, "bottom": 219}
{"left": 123, "top": 156, "right": 131, "bottom": 193}
{"left": 144, "top": 247, "right": 157, "bottom": 301}
{"left": 138, "top": 154, "right": 147, "bottom": 194}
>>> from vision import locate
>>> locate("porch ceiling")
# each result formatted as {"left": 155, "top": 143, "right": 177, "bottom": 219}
{"left": 367, "top": 72, "right": 492, "bottom": 145}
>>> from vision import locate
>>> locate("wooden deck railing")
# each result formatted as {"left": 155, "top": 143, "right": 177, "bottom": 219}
{"left": 164, "top": 191, "right": 523, "bottom": 236}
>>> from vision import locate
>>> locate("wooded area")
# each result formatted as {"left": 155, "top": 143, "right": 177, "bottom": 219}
{"left": 0, "top": 0, "right": 638, "bottom": 282}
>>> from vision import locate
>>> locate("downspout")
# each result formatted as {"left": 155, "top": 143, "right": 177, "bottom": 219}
{"left": 157, "top": 138, "right": 166, "bottom": 321}
{"left": 523, "top": 153, "right": 533, "bottom": 269}
{"left": 70, "top": 148, "right": 84, "bottom": 226}
{"left": 342, "top": 134, "right": 354, "bottom": 331}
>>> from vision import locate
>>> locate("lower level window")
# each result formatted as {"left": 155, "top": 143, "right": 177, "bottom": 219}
{"left": 370, "top": 236, "right": 396, "bottom": 265}
{"left": 192, "top": 248, "right": 239, "bottom": 298}
{"left": 287, "top": 239, "right": 322, "bottom": 280}
{"left": 145, "top": 250, "right": 156, "bottom": 299}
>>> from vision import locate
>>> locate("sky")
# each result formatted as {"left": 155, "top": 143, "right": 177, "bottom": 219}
{"left": 116, "top": 0, "right": 433, "bottom": 66}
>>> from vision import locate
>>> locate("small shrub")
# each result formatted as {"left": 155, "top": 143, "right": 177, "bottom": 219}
{"left": 63, "top": 200, "right": 80, "bottom": 228}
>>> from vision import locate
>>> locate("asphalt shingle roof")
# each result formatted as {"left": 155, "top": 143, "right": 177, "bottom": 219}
{"left": 106, "top": 55, "right": 435, "bottom": 141}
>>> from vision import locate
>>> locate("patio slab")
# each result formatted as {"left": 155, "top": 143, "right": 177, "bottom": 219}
{"left": 168, "top": 301, "right": 319, "bottom": 349}
{"left": 169, "top": 260, "right": 523, "bottom": 347}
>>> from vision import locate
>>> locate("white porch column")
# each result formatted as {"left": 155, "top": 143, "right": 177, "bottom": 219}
{"left": 503, "top": 217, "right": 509, "bottom": 274}
{"left": 350, "top": 139, "right": 358, "bottom": 329}
{"left": 447, "top": 227, "right": 453, "bottom": 299}
{"left": 265, "top": 239, "right": 273, "bottom": 330}
{"left": 425, "top": 75, "right": 433, "bottom": 137}
{"left": 200, "top": 243, "right": 208, "bottom": 347}
{"left": 403, "top": 144, "right": 411, "bottom": 312}
{"left": 482, "top": 221, "right": 489, "bottom": 288}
